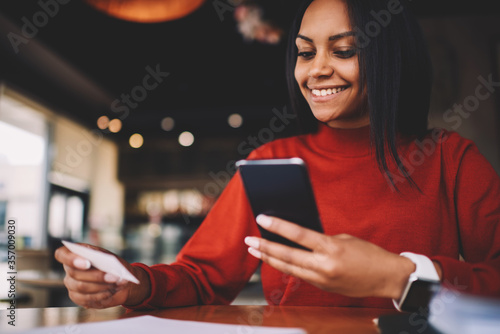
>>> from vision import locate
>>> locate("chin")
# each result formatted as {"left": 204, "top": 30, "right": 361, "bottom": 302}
{"left": 310, "top": 110, "right": 340, "bottom": 124}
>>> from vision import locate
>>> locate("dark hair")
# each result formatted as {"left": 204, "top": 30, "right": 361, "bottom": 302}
{"left": 285, "top": 0, "right": 433, "bottom": 189}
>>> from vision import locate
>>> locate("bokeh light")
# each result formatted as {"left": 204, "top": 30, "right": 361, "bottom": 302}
{"left": 161, "top": 117, "right": 175, "bottom": 131}
{"left": 108, "top": 118, "right": 122, "bottom": 133}
{"left": 97, "top": 115, "right": 110, "bottom": 130}
{"left": 228, "top": 113, "right": 243, "bottom": 128}
{"left": 129, "top": 133, "right": 144, "bottom": 148}
{"left": 178, "top": 131, "right": 194, "bottom": 147}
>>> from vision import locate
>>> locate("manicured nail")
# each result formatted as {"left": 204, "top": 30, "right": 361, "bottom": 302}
{"left": 74, "top": 258, "right": 91, "bottom": 270}
{"left": 115, "top": 283, "right": 127, "bottom": 291}
{"left": 244, "top": 236, "right": 260, "bottom": 249}
{"left": 104, "top": 273, "right": 119, "bottom": 283}
{"left": 117, "top": 278, "right": 129, "bottom": 286}
{"left": 248, "top": 247, "right": 262, "bottom": 259}
{"left": 256, "top": 214, "right": 272, "bottom": 228}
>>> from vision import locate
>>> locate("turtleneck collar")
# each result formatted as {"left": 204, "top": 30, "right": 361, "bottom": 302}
{"left": 307, "top": 122, "right": 372, "bottom": 157}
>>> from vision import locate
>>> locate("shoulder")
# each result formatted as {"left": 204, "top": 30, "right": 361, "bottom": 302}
{"left": 400, "top": 128, "right": 492, "bottom": 179}
{"left": 438, "top": 129, "right": 475, "bottom": 154}
{"left": 435, "top": 128, "right": 481, "bottom": 163}
{"left": 426, "top": 128, "right": 496, "bottom": 177}
{"left": 412, "top": 128, "right": 476, "bottom": 159}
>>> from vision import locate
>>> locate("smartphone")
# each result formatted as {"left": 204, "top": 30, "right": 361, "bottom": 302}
{"left": 235, "top": 157, "right": 323, "bottom": 249}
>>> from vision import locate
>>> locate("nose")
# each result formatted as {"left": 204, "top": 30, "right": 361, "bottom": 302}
{"left": 308, "top": 51, "right": 333, "bottom": 78}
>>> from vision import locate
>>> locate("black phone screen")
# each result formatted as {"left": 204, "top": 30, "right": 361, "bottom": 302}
{"left": 236, "top": 158, "right": 323, "bottom": 249}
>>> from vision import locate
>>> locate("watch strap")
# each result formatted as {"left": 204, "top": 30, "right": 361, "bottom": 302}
{"left": 393, "top": 252, "right": 440, "bottom": 311}
{"left": 400, "top": 252, "right": 440, "bottom": 281}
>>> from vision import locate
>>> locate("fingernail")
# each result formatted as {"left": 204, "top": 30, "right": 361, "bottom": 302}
{"left": 244, "top": 236, "right": 260, "bottom": 249}
{"left": 104, "top": 273, "right": 119, "bottom": 283}
{"left": 117, "top": 278, "right": 128, "bottom": 286}
{"left": 248, "top": 247, "right": 262, "bottom": 259}
{"left": 74, "top": 258, "right": 91, "bottom": 270}
{"left": 256, "top": 214, "right": 272, "bottom": 228}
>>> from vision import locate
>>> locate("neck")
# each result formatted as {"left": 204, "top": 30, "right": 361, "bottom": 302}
{"left": 326, "top": 114, "right": 370, "bottom": 129}
{"left": 309, "top": 122, "right": 371, "bottom": 156}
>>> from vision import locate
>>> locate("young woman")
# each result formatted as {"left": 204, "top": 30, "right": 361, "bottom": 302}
{"left": 55, "top": 0, "right": 500, "bottom": 310}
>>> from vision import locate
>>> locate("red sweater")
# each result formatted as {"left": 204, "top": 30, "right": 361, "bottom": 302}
{"left": 129, "top": 123, "right": 500, "bottom": 309}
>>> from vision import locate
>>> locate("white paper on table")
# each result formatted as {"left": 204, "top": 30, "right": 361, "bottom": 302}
{"left": 17, "top": 315, "right": 307, "bottom": 334}
{"left": 429, "top": 287, "right": 500, "bottom": 334}
{"left": 62, "top": 240, "right": 139, "bottom": 284}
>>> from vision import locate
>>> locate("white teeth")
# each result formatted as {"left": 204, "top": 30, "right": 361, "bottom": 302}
{"left": 311, "top": 87, "right": 346, "bottom": 97}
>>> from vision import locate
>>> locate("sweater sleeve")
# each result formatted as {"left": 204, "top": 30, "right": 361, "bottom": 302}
{"left": 125, "top": 167, "right": 262, "bottom": 309}
{"left": 431, "top": 138, "right": 500, "bottom": 297}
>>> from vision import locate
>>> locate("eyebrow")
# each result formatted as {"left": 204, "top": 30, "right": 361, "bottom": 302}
{"left": 296, "top": 31, "right": 356, "bottom": 43}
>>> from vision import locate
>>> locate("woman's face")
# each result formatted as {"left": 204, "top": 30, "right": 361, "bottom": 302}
{"left": 294, "top": 0, "right": 369, "bottom": 128}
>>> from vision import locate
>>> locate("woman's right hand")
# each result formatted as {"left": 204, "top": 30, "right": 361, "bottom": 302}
{"left": 54, "top": 244, "right": 150, "bottom": 309}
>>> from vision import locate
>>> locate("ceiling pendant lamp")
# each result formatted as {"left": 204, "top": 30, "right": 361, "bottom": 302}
{"left": 84, "top": 0, "right": 206, "bottom": 23}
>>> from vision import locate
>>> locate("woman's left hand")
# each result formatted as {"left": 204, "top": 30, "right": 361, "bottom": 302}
{"left": 244, "top": 215, "right": 416, "bottom": 299}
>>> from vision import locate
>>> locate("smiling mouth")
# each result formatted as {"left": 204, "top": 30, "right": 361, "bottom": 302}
{"left": 311, "top": 86, "right": 348, "bottom": 97}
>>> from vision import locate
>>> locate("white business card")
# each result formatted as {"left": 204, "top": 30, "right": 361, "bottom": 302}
{"left": 62, "top": 240, "right": 140, "bottom": 284}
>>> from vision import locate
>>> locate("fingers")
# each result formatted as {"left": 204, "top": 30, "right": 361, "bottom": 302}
{"left": 63, "top": 265, "right": 128, "bottom": 309}
{"left": 55, "top": 246, "right": 91, "bottom": 270}
{"left": 63, "top": 264, "right": 115, "bottom": 284}
{"left": 244, "top": 237, "right": 325, "bottom": 284}
{"left": 56, "top": 245, "right": 127, "bottom": 284}
{"left": 55, "top": 244, "right": 130, "bottom": 308}
{"left": 64, "top": 274, "right": 119, "bottom": 294}
{"left": 68, "top": 288, "right": 125, "bottom": 309}
{"left": 255, "top": 215, "right": 326, "bottom": 251}
{"left": 245, "top": 236, "right": 303, "bottom": 262}
{"left": 246, "top": 224, "right": 403, "bottom": 298}
{"left": 245, "top": 236, "right": 330, "bottom": 273}
{"left": 259, "top": 253, "right": 324, "bottom": 285}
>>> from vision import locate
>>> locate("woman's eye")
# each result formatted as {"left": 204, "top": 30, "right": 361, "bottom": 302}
{"left": 335, "top": 49, "right": 357, "bottom": 59}
{"left": 297, "top": 51, "right": 315, "bottom": 59}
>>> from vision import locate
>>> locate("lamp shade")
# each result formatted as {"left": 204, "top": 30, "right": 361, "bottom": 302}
{"left": 85, "top": 0, "right": 206, "bottom": 23}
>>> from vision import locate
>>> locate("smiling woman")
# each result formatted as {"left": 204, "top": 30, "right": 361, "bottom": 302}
{"left": 286, "top": 0, "right": 433, "bottom": 188}
{"left": 293, "top": 0, "right": 367, "bottom": 129}
{"left": 54, "top": 0, "right": 500, "bottom": 313}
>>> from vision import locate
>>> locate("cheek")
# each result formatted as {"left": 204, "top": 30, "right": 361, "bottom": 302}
{"left": 337, "top": 61, "right": 359, "bottom": 85}
{"left": 348, "top": 60, "right": 361, "bottom": 87}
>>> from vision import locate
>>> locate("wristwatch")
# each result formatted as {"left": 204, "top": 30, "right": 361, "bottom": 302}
{"left": 393, "top": 252, "right": 441, "bottom": 312}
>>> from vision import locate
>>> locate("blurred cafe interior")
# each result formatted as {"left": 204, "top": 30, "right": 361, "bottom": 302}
{"left": 0, "top": 0, "right": 499, "bottom": 308}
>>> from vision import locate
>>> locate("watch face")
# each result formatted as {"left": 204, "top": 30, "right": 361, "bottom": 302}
{"left": 401, "top": 280, "right": 440, "bottom": 313}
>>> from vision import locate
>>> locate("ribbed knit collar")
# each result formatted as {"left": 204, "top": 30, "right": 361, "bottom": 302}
{"left": 308, "top": 122, "right": 372, "bottom": 157}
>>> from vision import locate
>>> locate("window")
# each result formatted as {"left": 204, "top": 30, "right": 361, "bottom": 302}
{"left": 47, "top": 184, "right": 88, "bottom": 242}
{"left": 0, "top": 90, "right": 49, "bottom": 249}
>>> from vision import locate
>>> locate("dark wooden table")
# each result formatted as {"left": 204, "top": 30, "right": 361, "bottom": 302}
{"left": 0, "top": 305, "right": 399, "bottom": 333}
